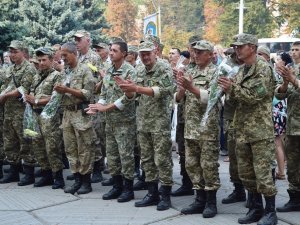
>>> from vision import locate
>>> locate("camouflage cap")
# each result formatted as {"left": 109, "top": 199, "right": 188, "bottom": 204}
{"left": 8, "top": 40, "right": 26, "bottom": 50}
{"left": 35, "top": 47, "right": 54, "bottom": 56}
{"left": 257, "top": 45, "right": 270, "bottom": 57}
{"left": 140, "top": 34, "right": 161, "bottom": 45}
{"left": 188, "top": 35, "right": 202, "bottom": 46}
{"left": 230, "top": 33, "right": 258, "bottom": 47}
{"left": 93, "top": 42, "right": 109, "bottom": 50}
{"left": 29, "top": 56, "right": 39, "bottom": 64}
{"left": 109, "top": 37, "right": 125, "bottom": 44}
{"left": 73, "top": 30, "right": 90, "bottom": 38}
{"left": 192, "top": 40, "right": 214, "bottom": 52}
{"left": 128, "top": 45, "right": 138, "bottom": 53}
{"left": 138, "top": 41, "right": 155, "bottom": 52}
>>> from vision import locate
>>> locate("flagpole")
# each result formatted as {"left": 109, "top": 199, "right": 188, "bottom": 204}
{"left": 239, "top": 0, "right": 244, "bottom": 34}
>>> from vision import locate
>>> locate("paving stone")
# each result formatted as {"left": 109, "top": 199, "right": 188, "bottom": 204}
{"left": 0, "top": 211, "right": 43, "bottom": 225}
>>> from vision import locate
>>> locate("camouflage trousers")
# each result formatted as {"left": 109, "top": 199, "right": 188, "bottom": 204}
{"left": 176, "top": 123, "right": 189, "bottom": 178}
{"left": 0, "top": 106, "right": 5, "bottom": 161}
{"left": 138, "top": 131, "right": 173, "bottom": 186}
{"left": 92, "top": 113, "right": 102, "bottom": 162}
{"left": 32, "top": 112, "right": 64, "bottom": 172}
{"left": 3, "top": 112, "right": 35, "bottom": 166}
{"left": 62, "top": 110, "right": 96, "bottom": 175}
{"left": 236, "top": 138, "right": 277, "bottom": 196}
{"left": 106, "top": 122, "right": 135, "bottom": 180}
{"left": 185, "top": 139, "right": 220, "bottom": 191}
{"left": 285, "top": 135, "right": 300, "bottom": 191}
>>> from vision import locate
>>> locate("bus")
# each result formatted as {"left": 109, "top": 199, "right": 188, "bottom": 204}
{"left": 258, "top": 37, "right": 300, "bottom": 57}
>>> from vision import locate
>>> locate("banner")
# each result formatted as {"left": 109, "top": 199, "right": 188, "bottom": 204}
{"left": 143, "top": 13, "right": 158, "bottom": 36}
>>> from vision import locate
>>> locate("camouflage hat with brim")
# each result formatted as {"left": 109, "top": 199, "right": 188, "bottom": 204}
{"left": 230, "top": 33, "right": 258, "bottom": 47}
{"left": 193, "top": 40, "right": 214, "bottom": 52}
{"left": 257, "top": 45, "right": 270, "bottom": 57}
{"left": 138, "top": 41, "right": 156, "bottom": 52}
{"left": 73, "top": 30, "right": 90, "bottom": 38}
{"left": 93, "top": 42, "right": 109, "bottom": 50}
{"left": 8, "top": 40, "right": 26, "bottom": 50}
{"left": 140, "top": 34, "right": 161, "bottom": 45}
{"left": 109, "top": 37, "right": 125, "bottom": 44}
{"left": 35, "top": 47, "right": 54, "bottom": 56}
{"left": 189, "top": 35, "right": 202, "bottom": 46}
{"left": 128, "top": 45, "right": 138, "bottom": 53}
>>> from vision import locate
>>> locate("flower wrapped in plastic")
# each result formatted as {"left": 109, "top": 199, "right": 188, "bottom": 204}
{"left": 200, "top": 58, "right": 239, "bottom": 131}
{"left": 23, "top": 103, "right": 41, "bottom": 138}
{"left": 40, "top": 73, "right": 71, "bottom": 120}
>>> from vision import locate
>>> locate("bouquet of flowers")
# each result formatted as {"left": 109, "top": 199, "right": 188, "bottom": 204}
{"left": 200, "top": 58, "right": 239, "bottom": 131}
{"left": 23, "top": 102, "right": 41, "bottom": 138}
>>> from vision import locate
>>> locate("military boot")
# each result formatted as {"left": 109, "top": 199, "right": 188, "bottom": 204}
{"left": 34, "top": 169, "right": 54, "bottom": 187}
{"left": 0, "top": 161, "right": 3, "bottom": 179}
{"left": 102, "top": 175, "right": 123, "bottom": 200}
{"left": 18, "top": 165, "right": 35, "bottom": 186}
{"left": 246, "top": 191, "right": 253, "bottom": 208}
{"left": 117, "top": 178, "right": 134, "bottom": 202}
{"left": 0, "top": 164, "right": 20, "bottom": 183}
{"left": 66, "top": 174, "right": 75, "bottom": 180}
{"left": 77, "top": 173, "right": 92, "bottom": 194}
{"left": 52, "top": 170, "right": 65, "bottom": 189}
{"left": 258, "top": 196, "right": 278, "bottom": 225}
{"left": 276, "top": 190, "right": 300, "bottom": 212}
{"left": 34, "top": 168, "right": 42, "bottom": 177}
{"left": 135, "top": 182, "right": 160, "bottom": 207}
{"left": 91, "top": 160, "right": 103, "bottom": 183}
{"left": 203, "top": 190, "right": 218, "bottom": 218}
{"left": 157, "top": 185, "right": 172, "bottom": 211}
{"left": 222, "top": 183, "right": 246, "bottom": 204}
{"left": 238, "top": 193, "right": 264, "bottom": 224}
{"left": 171, "top": 173, "right": 193, "bottom": 197}
{"left": 64, "top": 173, "right": 82, "bottom": 194}
{"left": 181, "top": 189, "right": 206, "bottom": 214}
{"left": 101, "top": 177, "right": 114, "bottom": 186}
{"left": 133, "top": 170, "right": 147, "bottom": 191}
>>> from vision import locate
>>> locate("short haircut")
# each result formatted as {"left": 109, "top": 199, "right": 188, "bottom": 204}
{"left": 61, "top": 42, "right": 77, "bottom": 55}
{"left": 180, "top": 51, "right": 190, "bottom": 59}
{"left": 171, "top": 48, "right": 181, "bottom": 55}
{"left": 36, "top": 51, "right": 53, "bottom": 59}
{"left": 112, "top": 41, "right": 128, "bottom": 56}
{"left": 128, "top": 51, "right": 138, "bottom": 60}
{"left": 292, "top": 41, "right": 300, "bottom": 46}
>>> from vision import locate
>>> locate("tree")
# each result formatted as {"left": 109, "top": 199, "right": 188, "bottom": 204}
{"left": 104, "top": 0, "right": 140, "bottom": 42}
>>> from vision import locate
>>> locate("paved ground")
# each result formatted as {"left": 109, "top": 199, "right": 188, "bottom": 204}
{"left": 0, "top": 152, "right": 298, "bottom": 225}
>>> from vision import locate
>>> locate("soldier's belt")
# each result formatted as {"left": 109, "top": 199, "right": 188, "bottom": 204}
{"left": 63, "top": 103, "right": 89, "bottom": 111}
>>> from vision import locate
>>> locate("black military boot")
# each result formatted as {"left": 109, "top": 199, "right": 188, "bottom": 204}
{"left": 64, "top": 173, "right": 82, "bottom": 194}
{"left": 222, "top": 183, "right": 246, "bottom": 204}
{"left": 66, "top": 174, "right": 75, "bottom": 180}
{"left": 181, "top": 189, "right": 206, "bottom": 214}
{"left": 0, "top": 164, "right": 20, "bottom": 183}
{"left": 91, "top": 160, "right": 103, "bottom": 183}
{"left": 133, "top": 170, "right": 147, "bottom": 191}
{"left": 258, "top": 196, "right": 278, "bottom": 225}
{"left": 101, "top": 177, "right": 114, "bottom": 186}
{"left": 157, "top": 185, "right": 172, "bottom": 211}
{"left": 171, "top": 173, "right": 193, "bottom": 197}
{"left": 238, "top": 193, "right": 264, "bottom": 224}
{"left": 276, "top": 190, "right": 300, "bottom": 212}
{"left": 0, "top": 161, "right": 3, "bottom": 179}
{"left": 118, "top": 178, "right": 134, "bottom": 202}
{"left": 102, "top": 175, "right": 123, "bottom": 200}
{"left": 77, "top": 173, "right": 92, "bottom": 194}
{"left": 135, "top": 182, "right": 160, "bottom": 207}
{"left": 134, "top": 155, "right": 140, "bottom": 178}
{"left": 34, "top": 169, "right": 54, "bottom": 187}
{"left": 203, "top": 190, "right": 218, "bottom": 218}
{"left": 18, "top": 165, "right": 35, "bottom": 186}
{"left": 52, "top": 170, "right": 65, "bottom": 189}
{"left": 246, "top": 191, "right": 253, "bottom": 208}
{"left": 34, "top": 168, "right": 42, "bottom": 177}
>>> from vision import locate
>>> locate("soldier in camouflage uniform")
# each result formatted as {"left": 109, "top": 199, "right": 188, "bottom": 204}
{"left": 55, "top": 42, "right": 96, "bottom": 195}
{"left": 24, "top": 47, "right": 65, "bottom": 189}
{"left": 73, "top": 30, "right": 103, "bottom": 183}
{"left": 118, "top": 41, "right": 175, "bottom": 211}
{"left": 176, "top": 40, "right": 220, "bottom": 218}
{"left": 0, "top": 41, "right": 36, "bottom": 186}
{"left": 87, "top": 41, "right": 137, "bottom": 203}
{"left": 275, "top": 41, "right": 300, "bottom": 213}
{"left": 218, "top": 34, "right": 277, "bottom": 225}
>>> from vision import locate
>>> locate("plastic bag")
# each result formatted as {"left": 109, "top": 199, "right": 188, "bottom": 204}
{"left": 23, "top": 103, "right": 41, "bottom": 138}
{"left": 171, "top": 104, "right": 178, "bottom": 142}
{"left": 200, "top": 59, "right": 239, "bottom": 131}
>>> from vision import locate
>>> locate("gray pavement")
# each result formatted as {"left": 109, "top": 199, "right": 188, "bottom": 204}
{"left": 0, "top": 152, "right": 298, "bottom": 225}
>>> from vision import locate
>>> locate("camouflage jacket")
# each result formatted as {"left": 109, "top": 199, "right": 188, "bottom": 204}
{"left": 275, "top": 63, "right": 300, "bottom": 135}
{"left": 31, "top": 68, "right": 62, "bottom": 110}
{"left": 136, "top": 60, "right": 175, "bottom": 132}
{"left": 78, "top": 49, "right": 101, "bottom": 82}
{"left": 229, "top": 56, "right": 275, "bottom": 143}
{"left": 99, "top": 62, "right": 137, "bottom": 124}
{"left": 179, "top": 63, "right": 219, "bottom": 140}
{"left": 61, "top": 63, "right": 95, "bottom": 106}
{"left": 4, "top": 60, "right": 36, "bottom": 114}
